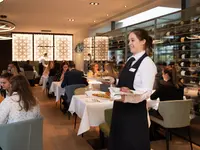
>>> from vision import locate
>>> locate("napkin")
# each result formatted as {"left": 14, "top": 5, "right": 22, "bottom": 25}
{"left": 108, "top": 87, "right": 134, "bottom": 100}
{"left": 147, "top": 99, "right": 160, "bottom": 110}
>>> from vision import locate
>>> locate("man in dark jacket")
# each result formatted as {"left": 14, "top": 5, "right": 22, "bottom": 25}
{"left": 23, "top": 60, "right": 33, "bottom": 71}
{"left": 61, "top": 61, "right": 88, "bottom": 113}
{"left": 61, "top": 61, "right": 88, "bottom": 88}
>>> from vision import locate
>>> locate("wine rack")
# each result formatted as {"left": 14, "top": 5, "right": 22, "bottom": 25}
{"left": 154, "top": 15, "right": 200, "bottom": 87}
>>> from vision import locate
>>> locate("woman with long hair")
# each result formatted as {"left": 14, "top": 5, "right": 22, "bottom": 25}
{"left": 151, "top": 66, "right": 184, "bottom": 101}
{"left": 87, "top": 63, "right": 101, "bottom": 77}
{"left": 60, "top": 62, "right": 69, "bottom": 81}
{"left": 0, "top": 75, "right": 40, "bottom": 124}
{"left": 43, "top": 61, "right": 54, "bottom": 77}
{"left": 102, "top": 62, "right": 117, "bottom": 78}
{"left": 0, "top": 73, "right": 13, "bottom": 98}
{"left": 108, "top": 28, "right": 157, "bottom": 150}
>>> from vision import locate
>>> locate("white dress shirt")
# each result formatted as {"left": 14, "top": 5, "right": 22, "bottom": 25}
{"left": 39, "top": 56, "right": 47, "bottom": 67}
{"left": 124, "top": 51, "right": 157, "bottom": 103}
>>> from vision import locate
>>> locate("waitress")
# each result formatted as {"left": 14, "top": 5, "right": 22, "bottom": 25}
{"left": 108, "top": 28, "right": 157, "bottom": 150}
{"left": 38, "top": 53, "right": 47, "bottom": 77}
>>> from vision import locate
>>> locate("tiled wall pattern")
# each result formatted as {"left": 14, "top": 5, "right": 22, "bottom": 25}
{"left": 12, "top": 33, "right": 73, "bottom": 61}
{"left": 12, "top": 34, "right": 33, "bottom": 61}
{"left": 34, "top": 34, "right": 54, "bottom": 61}
{"left": 54, "top": 35, "right": 72, "bottom": 61}
{"left": 83, "top": 36, "right": 108, "bottom": 61}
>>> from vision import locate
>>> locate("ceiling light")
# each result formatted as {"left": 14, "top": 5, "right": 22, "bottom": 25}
{"left": 0, "top": 20, "right": 15, "bottom": 32}
{"left": 89, "top": 2, "right": 99, "bottom": 5}
{"left": 124, "top": 5, "right": 127, "bottom": 8}
{"left": 107, "top": 14, "right": 109, "bottom": 16}
{"left": 68, "top": 19, "right": 75, "bottom": 22}
{"left": 0, "top": 0, "right": 3, "bottom": 3}
{"left": 94, "top": 20, "right": 96, "bottom": 23}
{"left": 0, "top": 35, "right": 12, "bottom": 40}
{"left": 118, "top": 6, "right": 181, "bottom": 27}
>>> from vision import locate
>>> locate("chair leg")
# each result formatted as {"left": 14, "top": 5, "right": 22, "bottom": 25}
{"left": 68, "top": 111, "right": 71, "bottom": 120}
{"left": 187, "top": 126, "right": 193, "bottom": 150}
{"left": 99, "top": 129, "right": 105, "bottom": 148}
{"left": 169, "top": 131, "right": 172, "bottom": 141}
{"left": 165, "top": 128, "right": 170, "bottom": 150}
{"left": 74, "top": 114, "right": 77, "bottom": 129}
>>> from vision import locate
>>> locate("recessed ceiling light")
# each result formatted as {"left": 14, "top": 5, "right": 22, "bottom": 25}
{"left": 0, "top": 0, "right": 3, "bottom": 3}
{"left": 107, "top": 14, "right": 109, "bottom": 16}
{"left": 124, "top": 5, "right": 127, "bottom": 8}
{"left": 89, "top": 2, "right": 99, "bottom": 5}
{"left": 68, "top": 19, "right": 75, "bottom": 22}
{"left": 94, "top": 20, "right": 96, "bottom": 23}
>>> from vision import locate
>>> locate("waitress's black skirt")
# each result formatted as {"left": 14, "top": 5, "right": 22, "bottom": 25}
{"left": 108, "top": 100, "right": 150, "bottom": 150}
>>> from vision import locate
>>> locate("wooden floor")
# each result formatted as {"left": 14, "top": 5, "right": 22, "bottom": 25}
{"left": 32, "top": 86, "right": 200, "bottom": 150}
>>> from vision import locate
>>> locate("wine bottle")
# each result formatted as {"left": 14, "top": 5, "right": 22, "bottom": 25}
{"left": 179, "top": 60, "right": 191, "bottom": 67}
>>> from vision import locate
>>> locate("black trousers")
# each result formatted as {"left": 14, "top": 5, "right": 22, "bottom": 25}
{"left": 38, "top": 63, "right": 43, "bottom": 76}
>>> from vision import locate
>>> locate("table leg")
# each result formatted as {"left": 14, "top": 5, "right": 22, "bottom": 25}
{"left": 74, "top": 114, "right": 77, "bottom": 129}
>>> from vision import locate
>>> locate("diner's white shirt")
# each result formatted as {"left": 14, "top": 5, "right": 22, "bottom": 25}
{"left": 0, "top": 92, "right": 40, "bottom": 124}
{"left": 124, "top": 51, "right": 157, "bottom": 103}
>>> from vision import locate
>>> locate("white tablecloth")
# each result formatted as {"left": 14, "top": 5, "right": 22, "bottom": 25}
{"left": 49, "top": 81, "right": 65, "bottom": 102}
{"left": 69, "top": 95, "right": 113, "bottom": 135}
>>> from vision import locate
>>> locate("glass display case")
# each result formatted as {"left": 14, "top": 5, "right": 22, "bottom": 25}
{"left": 101, "top": 5, "right": 200, "bottom": 88}
{"left": 102, "top": 28, "right": 126, "bottom": 64}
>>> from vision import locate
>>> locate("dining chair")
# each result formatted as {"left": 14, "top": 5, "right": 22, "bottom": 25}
{"left": 24, "top": 71, "right": 35, "bottom": 86}
{"left": 73, "top": 87, "right": 88, "bottom": 130}
{"left": 150, "top": 99, "right": 193, "bottom": 150}
{"left": 99, "top": 109, "right": 113, "bottom": 148}
{"left": 60, "top": 84, "right": 86, "bottom": 119}
{"left": 0, "top": 117, "right": 43, "bottom": 150}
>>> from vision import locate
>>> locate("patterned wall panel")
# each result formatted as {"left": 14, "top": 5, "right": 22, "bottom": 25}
{"left": 34, "top": 34, "right": 53, "bottom": 61}
{"left": 83, "top": 37, "right": 94, "bottom": 60}
{"left": 12, "top": 33, "right": 33, "bottom": 61}
{"left": 54, "top": 35, "right": 72, "bottom": 61}
{"left": 94, "top": 36, "right": 108, "bottom": 61}
{"left": 83, "top": 36, "right": 108, "bottom": 61}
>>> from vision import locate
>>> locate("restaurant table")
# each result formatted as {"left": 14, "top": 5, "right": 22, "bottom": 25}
{"left": 69, "top": 94, "right": 113, "bottom": 135}
{"left": 49, "top": 81, "right": 65, "bottom": 102}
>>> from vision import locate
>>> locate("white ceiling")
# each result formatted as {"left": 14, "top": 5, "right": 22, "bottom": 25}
{"left": 0, "top": 0, "right": 199, "bottom": 34}
{"left": 0, "top": 0, "right": 153, "bottom": 34}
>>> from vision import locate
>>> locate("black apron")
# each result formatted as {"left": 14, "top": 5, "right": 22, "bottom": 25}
{"left": 108, "top": 53, "right": 150, "bottom": 150}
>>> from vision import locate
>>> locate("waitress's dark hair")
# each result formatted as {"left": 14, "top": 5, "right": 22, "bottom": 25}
{"left": 130, "top": 28, "right": 153, "bottom": 56}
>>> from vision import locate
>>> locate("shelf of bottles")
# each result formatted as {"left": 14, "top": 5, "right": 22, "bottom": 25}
{"left": 83, "top": 36, "right": 108, "bottom": 61}
{"left": 12, "top": 33, "right": 73, "bottom": 61}
{"left": 12, "top": 33, "right": 33, "bottom": 61}
{"left": 101, "top": 5, "right": 200, "bottom": 87}
{"left": 153, "top": 11, "right": 200, "bottom": 87}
